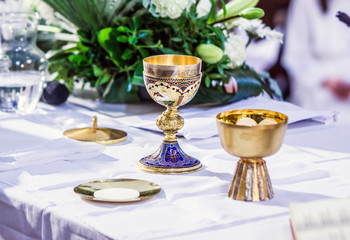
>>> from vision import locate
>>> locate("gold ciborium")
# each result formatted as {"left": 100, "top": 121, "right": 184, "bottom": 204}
{"left": 216, "top": 109, "right": 288, "bottom": 201}
{"left": 138, "top": 55, "right": 202, "bottom": 174}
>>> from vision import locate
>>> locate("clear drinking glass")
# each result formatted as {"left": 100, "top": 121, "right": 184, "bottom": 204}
{"left": 0, "top": 12, "right": 47, "bottom": 113}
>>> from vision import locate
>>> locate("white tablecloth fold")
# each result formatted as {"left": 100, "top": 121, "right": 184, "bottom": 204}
{"left": 117, "top": 96, "right": 336, "bottom": 139}
{"left": 0, "top": 138, "right": 104, "bottom": 172}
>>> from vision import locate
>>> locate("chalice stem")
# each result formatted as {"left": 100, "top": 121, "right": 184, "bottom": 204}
{"left": 156, "top": 106, "right": 184, "bottom": 142}
{"left": 228, "top": 158, "right": 273, "bottom": 201}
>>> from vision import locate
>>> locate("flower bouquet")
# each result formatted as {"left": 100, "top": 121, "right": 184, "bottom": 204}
{"left": 42, "top": 0, "right": 283, "bottom": 103}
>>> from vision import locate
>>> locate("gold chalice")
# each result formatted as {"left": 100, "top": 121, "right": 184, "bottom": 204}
{"left": 216, "top": 109, "right": 288, "bottom": 201}
{"left": 138, "top": 55, "right": 202, "bottom": 174}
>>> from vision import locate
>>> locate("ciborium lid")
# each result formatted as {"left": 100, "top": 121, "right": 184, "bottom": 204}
{"left": 63, "top": 116, "right": 127, "bottom": 145}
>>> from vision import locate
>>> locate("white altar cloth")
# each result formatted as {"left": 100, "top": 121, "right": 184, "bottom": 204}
{"left": 0, "top": 96, "right": 349, "bottom": 240}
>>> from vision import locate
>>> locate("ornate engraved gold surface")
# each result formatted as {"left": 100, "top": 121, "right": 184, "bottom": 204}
{"left": 216, "top": 109, "right": 288, "bottom": 201}
{"left": 144, "top": 74, "right": 201, "bottom": 107}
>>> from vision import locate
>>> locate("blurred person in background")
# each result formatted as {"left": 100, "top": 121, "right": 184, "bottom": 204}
{"left": 283, "top": 0, "right": 350, "bottom": 117}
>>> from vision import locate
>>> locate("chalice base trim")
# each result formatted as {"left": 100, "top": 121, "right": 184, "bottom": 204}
{"left": 228, "top": 158, "right": 273, "bottom": 201}
{"left": 138, "top": 141, "right": 202, "bottom": 174}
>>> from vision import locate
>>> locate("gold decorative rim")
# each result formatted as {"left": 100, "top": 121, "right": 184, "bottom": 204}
{"left": 143, "top": 55, "right": 202, "bottom": 78}
{"left": 143, "top": 55, "right": 201, "bottom": 66}
{"left": 144, "top": 73, "right": 202, "bottom": 82}
{"left": 63, "top": 116, "right": 127, "bottom": 145}
{"left": 137, "top": 161, "right": 202, "bottom": 174}
{"left": 216, "top": 109, "right": 288, "bottom": 127}
{"left": 63, "top": 127, "right": 127, "bottom": 145}
{"left": 74, "top": 178, "right": 161, "bottom": 202}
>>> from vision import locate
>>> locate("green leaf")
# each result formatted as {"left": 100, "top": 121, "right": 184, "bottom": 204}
{"left": 117, "top": 35, "right": 128, "bottom": 43}
{"left": 133, "top": 17, "right": 141, "bottom": 30}
{"left": 117, "top": 26, "right": 131, "bottom": 33}
{"left": 48, "top": 48, "right": 76, "bottom": 63}
{"left": 208, "top": 26, "right": 226, "bottom": 48}
{"left": 220, "top": 0, "right": 227, "bottom": 17}
{"left": 208, "top": 73, "right": 222, "bottom": 79}
{"left": 186, "top": 38, "right": 198, "bottom": 43}
{"left": 268, "top": 78, "right": 283, "bottom": 100}
{"left": 171, "top": 37, "right": 183, "bottom": 42}
{"left": 205, "top": 76, "right": 211, "bottom": 87}
{"left": 132, "top": 62, "right": 145, "bottom": 86}
{"left": 230, "top": 68, "right": 262, "bottom": 100}
{"left": 103, "top": 78, "right": 139, "bottom": 103}
{"left": 194, "top": 86, "right": 231, "bottom": 103}
{"left": 98, "top": 27, "right": 124, "bottom": 68}
{"left": 138, "top": 30, "right": 152, "bottom": 38}
{"left": 77, "top": 41, "right": 90, "bottom": 53}
{"left": 95, "top": 72, "right": 112, "bottom": 87}
{"left": 68, "top": 54, "right": 88, "bottom": 66}
{"left": 217, "top": 65, "right": 224, "bottom": 75}
{"left": 93, "top": 65, "right": 104, "bottom": 77}
{"left": 128, "top": 35, "right": 138, "bottom": 45}
{"left": 43, "top": 0, "right": 136, "bottom": 32}
{"left": 121, "top": 48, "right": 133, "bottom": 60}
{"left": 184, "top": 49, "right": 192, "bottom": 55}
{"left": 207, "top": 0, "right": 218, "bottom": 24}
{"left": 138, "top": 48, "right": 149, "bottom": 58}
{"left": 160, "top": 48, "right": 184, "bottom": 55}
{"left": 195, "top": 66, "right": 265, "bottom": 104}
{"left": 239, "top": 64, "right": 282, "bottom": 99}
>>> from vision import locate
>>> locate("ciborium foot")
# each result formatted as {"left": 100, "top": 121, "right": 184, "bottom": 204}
{"left": 229, "top": 158, "right": 273, "bottom": 201}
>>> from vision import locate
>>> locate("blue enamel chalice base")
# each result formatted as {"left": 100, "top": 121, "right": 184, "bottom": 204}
{"left": 138, "top": 141, "right": 201, "bottom": 174}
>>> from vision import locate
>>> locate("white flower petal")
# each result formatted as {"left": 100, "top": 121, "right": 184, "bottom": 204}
{"left": 224, "top": 35, "right": 246, "bottom": 68}
{"left": 196, "top": 0, "right": 211, "bottom": 18}
{"left": 152, "top": 0, "right": 189, "bottom": 19}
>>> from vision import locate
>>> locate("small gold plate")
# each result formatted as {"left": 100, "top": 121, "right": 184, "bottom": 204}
{"left": 74, "top": 179, "right": 161, "bottom": 203}
{"left": 63, "top": 127, "right": 127, "bottom": 145}
{"left": 63, "top": 116, "right": 127, "bottom": 145}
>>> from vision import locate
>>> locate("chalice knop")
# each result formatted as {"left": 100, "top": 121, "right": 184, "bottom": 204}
{"left": 216, "top": 109, "right": 288, "bottom": 201}
{"left": 138, "top": 55, "right": 202, "bottom": 174}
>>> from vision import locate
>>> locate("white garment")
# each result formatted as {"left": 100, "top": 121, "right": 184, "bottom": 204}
{"left": 283, "top": 0, "right": 350, "bottom": 111}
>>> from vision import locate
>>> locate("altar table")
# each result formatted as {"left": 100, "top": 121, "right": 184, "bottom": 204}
{"left": 0, "top": 96, "right": 349, "bottom": 240}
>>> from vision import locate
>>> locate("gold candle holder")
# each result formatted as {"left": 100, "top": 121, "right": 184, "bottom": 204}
{"left": 216, "top": 109, "right": 288, "bottom": 201}
{"left": 138, "top": 55, "right": 202, "bottom": 174}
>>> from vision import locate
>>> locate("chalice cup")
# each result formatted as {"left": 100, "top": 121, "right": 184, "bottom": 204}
{"left": 216, "top": 109, "right": 288, "bottom": 201}
{"left": 138, "top": 55, "right": 202, "bottom": 174}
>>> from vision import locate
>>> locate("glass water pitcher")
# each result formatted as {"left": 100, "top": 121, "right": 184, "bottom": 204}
{"left": 0, "top": 12, "right": 48, "bottom": 113}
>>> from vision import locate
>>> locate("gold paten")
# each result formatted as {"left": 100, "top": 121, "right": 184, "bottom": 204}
{"left": 74, "top": 178, "right": 161, "bottom": 202}
{"left": 63, "top": 116, "right": 127, "bottom": 145}
{"left": 138, "top": 55, "right": 202, "bottom": 174}
{"left": 216, "top": 109, "right": 288, "bottom": 201}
